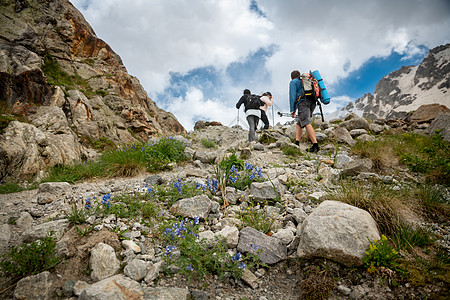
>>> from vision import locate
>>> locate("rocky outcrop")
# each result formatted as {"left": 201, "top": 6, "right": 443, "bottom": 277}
{"left": 1, "top": 115, "right": 448, "bottom": 299}
{"left": 332, "top": 43, "right": 450, "bottom": 121}
{"left": 0, "top": 0, "right": 185, "bottom": 181}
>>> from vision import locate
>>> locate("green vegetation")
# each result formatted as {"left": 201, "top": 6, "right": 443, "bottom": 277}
{"left": 0, "top": 182, "right": 28, "bottom": 194}
{"left": 42, "top": 136, "right": 187, "bottom": 184}
{"left": 351, "top": 131, "right": 450, "bottom": 185}
{"left": 328, "top": 180, "right": 407, "bottom": 235}
{"left": 363, "top": 235, "right": 402, "bottom": 273}
{"left": 41, "top": 53, "right": 108, "bottom": 98}
{"left": 237, "top": 203, "right": 275, "bottom": 234}
{"left": 0, "top": 101, "right": 27, "bottom": 134}
{"left": 160, "top": 218, "right": 264, "bottom": 281}
{"left": 80, "top": 135, "right": 116, "bottom": 150}
{"left": 280, "top": 144, "right": 304, "bottom": 158}
{"left": 200, "top": 137, "right": 217, "bottom": 148}
{"left": 0, "top": 234, "right": 60, "bottom": 281}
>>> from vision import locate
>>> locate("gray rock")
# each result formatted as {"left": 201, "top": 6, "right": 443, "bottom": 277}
{"left": 334, "top": 153, "right": 354, "bottom": 169}
{"left": 21, "top": 219, "right": 69, "bottom": 243}
{"left": 143, "top": 286, "right": 190, "bottom": 300}
{"left": 215, "top": 226, "right": 239, "bottom": 248}
{"left": 341, "top": 158, "right": 373, "bottom": 177}
{"left": 340, "top": 117, "right": 370, "bottom": 131}
{"left": 272, "top": 228, "right": 295, "bottom": 245}
{"left": 15, "top": 212, "right": 34, "bottom": 231}
{"left": 427, "top": 112, "right": 450, "bottom": 142}
{"left": 357, "top": 133, "right": 376, "bottom": 143}
{"left": 14, "top": 271, "right": 54, "bottom": 300}
{"left": 194, "top": 151, "right": 217, "bottom": 164}
{"left": 123, "top": 259, "right": 149, "bottom": 281}
{"left": 349, "top": 129, "right": 368, "bottom": 137}
{"left": 249, "top": 179, "right": 283, "bottom": 201}
{"left": 144, "top": 261, "right": 163, "bottom": 283}
{"left": 297, "top": 200, "right": 380, "bottom": 266}
{"left": 79, "top": 274, "right": 143, "bottom": 300}
{"left": 169, "top": 195, "right": 213, "bottom": 220}
{"left": 38, "top": 182, "right": 71, "bottom": 194}
{"left": 241, "top": 269, "right": 259, "bottom": 289}
{"left": 329, "top": 127, "right": 355, "bottom": 146}
{"left": 144, "top": 175, "right": 163, "bottom": 186}
{"left": 90, "top": 242, "right": 121, "bottom": 281}
{"left": 237, "top": 227, "right": 287, "bottom": 265}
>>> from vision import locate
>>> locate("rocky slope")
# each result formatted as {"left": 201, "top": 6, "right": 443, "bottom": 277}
{"left": 331, "top": 43, "right": 450, "bottom": 120}
{"left": 0, "top": 112, "right": 448, "bottom": 300}
{"left": 0, "top": 0, "right": 185, "bottom": 181}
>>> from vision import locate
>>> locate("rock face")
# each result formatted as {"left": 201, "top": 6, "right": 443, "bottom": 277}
{"left": 332, "top": 43, "right": 450, "bottom": 120}
{"left": 0, "top": 0, "right": 185, "bottom": 181}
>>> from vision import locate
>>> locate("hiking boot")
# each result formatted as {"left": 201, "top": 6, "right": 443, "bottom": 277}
{"left": 307, "top": 143, "right": 319, "bottom": 153}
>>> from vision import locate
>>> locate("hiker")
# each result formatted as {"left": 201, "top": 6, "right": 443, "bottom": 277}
{"left": 289, "top": 70, "right": 319, "bottom": 152}
{"left": 259, "top": 91, "right": 273, "bottom": 130}
{"left": 236, "top": 89, "right": 262, "bottom": 142}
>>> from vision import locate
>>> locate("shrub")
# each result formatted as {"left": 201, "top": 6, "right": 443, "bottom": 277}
{"left": 200, "top": 137, "right": 217, "bottom": 148}
{"left": 237, "top": 203, "right": 275, "bottom": 234}
{"left": 300, "top": 265, "right": 335, "bottom": 300}
{"left": 401, "top": 130, "right": 450, "bottom": 185}
{"left": 280, "top": 144, "right": 303, "bottom": 158}
{"left": 328, "top": 180, "right": 410, "bottom": 235}
{"left": 391, "top": 224, "right": 436, "bottom": 250}
{"left": 160, "top": 218, "right": 248, "bottom": 281}
{"left": 0, "top": 234, "right": 60, "bottom": 280}
{"left": 227, "top": 162, "right": 265, "bottom": 191}
{"left": 0, "top": 182, "right": 27, "bottom": 194}
{"left": 363, "top": 235, "right": 402, "bottom": 272}
{"left": 414, "top": 184, "right": 449, "bottom": 222}
{"left": 65, "top": 201, "right": 91, "bottom": 224}
{"left": 43, "top": 162, "right": 105, "bottom": 183}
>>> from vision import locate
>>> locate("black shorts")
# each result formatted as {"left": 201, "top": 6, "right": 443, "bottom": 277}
{"left": 297, "top": 96, "right": 316, "bottom": 128}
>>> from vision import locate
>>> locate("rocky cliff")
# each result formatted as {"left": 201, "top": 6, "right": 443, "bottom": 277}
{"left": 332, "top": 43, "right": 450, "bottom": 120}
{"left": 0, "top": 0, "right": 186, "bottom": 181}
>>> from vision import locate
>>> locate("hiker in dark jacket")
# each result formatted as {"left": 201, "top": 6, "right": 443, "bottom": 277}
{"left": 236, "top": 89, "right": 260, "bottom": 142}
{"left": 289, "top": 70, "right": 319, "bottom": 152}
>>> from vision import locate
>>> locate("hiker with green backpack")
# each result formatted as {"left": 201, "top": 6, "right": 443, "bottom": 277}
{"left": 289, "top": 70, "right": 320, "bottom": 153}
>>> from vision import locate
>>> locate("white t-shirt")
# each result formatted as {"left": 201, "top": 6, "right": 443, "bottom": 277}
{"left": 260, "top": 95, "right": 273, "bottom": 112}
{"left": 245, "top": 109, "right": 261, "bottom": 118}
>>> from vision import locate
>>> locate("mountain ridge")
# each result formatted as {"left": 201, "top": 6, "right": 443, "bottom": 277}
{"left": 329, "top": 43, "right": 450, "bottom": 120}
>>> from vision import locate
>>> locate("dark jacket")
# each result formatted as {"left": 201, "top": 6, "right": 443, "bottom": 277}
{"left": 236, "top": 94, "right": 248, "bottom": 110}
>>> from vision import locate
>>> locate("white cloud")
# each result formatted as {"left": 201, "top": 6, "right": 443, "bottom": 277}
{"left": 71, "top": 0, "right": 273, "bottom": 93}
{"left": 70, "top": 0, "right": 450, "bottom": 131}
{"left": 164, "top": 87, "right": 238, "bottom": 131}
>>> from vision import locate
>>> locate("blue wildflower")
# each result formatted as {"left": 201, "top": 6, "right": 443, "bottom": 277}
{"left": 85, "top": 198, "right": 91, "bottom": 210}
{"left": 232, "top": 252, "right": 242, "bottom": 261}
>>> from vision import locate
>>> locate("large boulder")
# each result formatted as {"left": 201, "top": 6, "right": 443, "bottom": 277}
{"left": 410, "top": 103, "right": 450, "bottom": 123}
{"left": 297, "top": 200, "right": 380, "bottom": 267}
{"left": 427, "top": 112, "right": 450, "bottom": 142}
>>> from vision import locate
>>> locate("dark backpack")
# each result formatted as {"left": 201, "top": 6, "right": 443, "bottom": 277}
{"left": 244, "top": 94, "right": 263, "bottom": 111}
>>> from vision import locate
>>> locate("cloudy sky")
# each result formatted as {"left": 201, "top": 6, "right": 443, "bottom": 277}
{"left": 71, "top": 0, "right": 450, "bottom": 131}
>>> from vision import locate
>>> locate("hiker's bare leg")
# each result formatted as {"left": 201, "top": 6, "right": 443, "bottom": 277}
{"left": 296, "top": 124, "right": 303, "bottom": 142}
{"left": 305, "top": 124, "right": 317, "bottom": 144}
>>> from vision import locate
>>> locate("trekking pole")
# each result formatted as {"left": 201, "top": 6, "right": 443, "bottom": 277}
{"left": 272, "top": 105, "right": 275, "bottom": 128}
{"left": 237, "top": 108, "right": 239, "bottom": 127}
{"left": 316, "top": 100, "right": 324, "bottom": 122}
{"left": 277, "top": 111, "right": 297, "bottom": 117}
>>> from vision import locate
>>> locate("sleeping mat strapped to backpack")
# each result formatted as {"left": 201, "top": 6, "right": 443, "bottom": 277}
{"left": 311, "top": 70, "right": 330, "bottom": 104}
